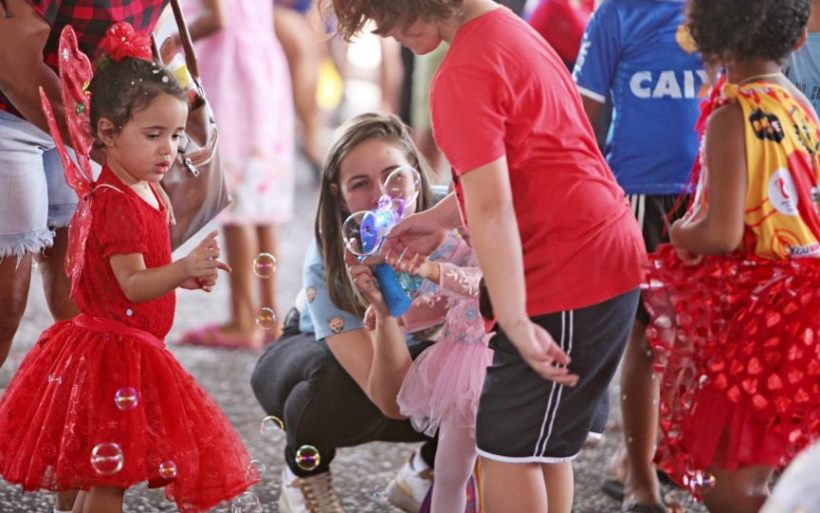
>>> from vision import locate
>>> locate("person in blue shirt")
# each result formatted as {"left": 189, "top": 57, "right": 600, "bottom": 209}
{"left": 573, "top": 2, "right": 706, "bottom": 512}
{"left": 784, "top": 0, "right": 820, "bottom": 115}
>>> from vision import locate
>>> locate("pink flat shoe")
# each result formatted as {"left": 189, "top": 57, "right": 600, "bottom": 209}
{"left": 175, "top": 325, "right": 262, "bottom": 350}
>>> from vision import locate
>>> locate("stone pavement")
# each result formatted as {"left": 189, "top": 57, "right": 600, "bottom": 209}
{"left": 0, "top": 153, "right": 706, "bottom": 513}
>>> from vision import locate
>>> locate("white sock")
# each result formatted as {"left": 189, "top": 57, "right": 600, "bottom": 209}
{"left": 54, "top": 509, "right": 73, "bottom": 513}
{"left": 411, "top": 450, "right": 429, "bottom": 472}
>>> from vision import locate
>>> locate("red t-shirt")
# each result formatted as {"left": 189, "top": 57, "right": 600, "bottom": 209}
{"left": 431, "top": 7, "right": 646, "bottom": 316}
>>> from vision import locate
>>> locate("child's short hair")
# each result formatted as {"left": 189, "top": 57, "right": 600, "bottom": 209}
{"left": 687, "top": 0, "right": 809, "bottom": 64}
{"left": 89, "top": 58, "right": 186, "bottom": 136}
{"left": 323, "top": 0, "right": 462, "bottom": 41}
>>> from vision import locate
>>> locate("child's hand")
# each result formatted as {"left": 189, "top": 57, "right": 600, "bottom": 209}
{"left": 182, "top": 231, "right": 231, "bottom": 280}
{"left": 363, "top": 304, "right": 377, "bottom": 331}
{"left": 179, "top": 276, "right": 217, "bottom": 292}
{"left": 344, "top": 248, "right": 389, "bottom": 316}
{"left": 385, "top": 251, "right": 440, "bottom": 282}
{"left": 673, "top": 245, "right": 703, "bottom": 265}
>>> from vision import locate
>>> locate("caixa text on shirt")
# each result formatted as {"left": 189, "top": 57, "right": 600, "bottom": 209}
{"left": 629, "top": 70, "right": 709, "bottom": 99}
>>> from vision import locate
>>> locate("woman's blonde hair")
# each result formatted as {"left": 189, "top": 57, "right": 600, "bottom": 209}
{"left": 315, "top": 113, "right": 435, "bottom": 318}
{"left": 320, "top": 0, "right": 463, "bottom": 41}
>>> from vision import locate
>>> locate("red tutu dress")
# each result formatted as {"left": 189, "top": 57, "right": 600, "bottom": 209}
{"left": 643, "top": 79, "right": 820, "bottom": 497}
{"left": 0, "top": 167, "right": 259, "bottom": 512}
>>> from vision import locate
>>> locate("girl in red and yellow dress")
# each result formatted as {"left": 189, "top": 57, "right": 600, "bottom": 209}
{"left": 643, "top": 1, "right": 820, "bottom": 512}
{"left": 0, "top": 24, "right": 258, "bottom": 513}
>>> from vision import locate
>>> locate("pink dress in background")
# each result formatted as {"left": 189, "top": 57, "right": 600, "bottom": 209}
{"left": 397, "top": 233, "right": 494, "bottom": 436}
{"left": 193, "top": 0, "right": 294, "bottom": 225}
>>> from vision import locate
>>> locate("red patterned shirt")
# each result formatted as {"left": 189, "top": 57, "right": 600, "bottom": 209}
{"left": 0, "top": 0, "right": 168, "bottom": 117}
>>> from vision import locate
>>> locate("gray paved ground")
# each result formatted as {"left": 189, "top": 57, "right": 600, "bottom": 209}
{"left": 0, "top": 121, "right": 706, "bottom": 512}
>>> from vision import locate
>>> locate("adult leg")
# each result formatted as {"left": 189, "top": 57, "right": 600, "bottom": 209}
{"left": 251, "top": 327, "right": 432, "bottom": 476}
{"left": 0, "top": 111, "right": 57, "bottom": 368}
{"left": 274, "top": 6, "right": 323, "bottom": 169}
{"left": 0, "top": 255, "right": 33, "bottom": 368}
{"left": 38, "top": 227, "right": 78, "bottom": 321}
{"left": 480, "top": 459, "right": 549, "bottom": 513}
{"left": 542, "top": 461, "right": 573, "bottom": 513}
{"left": 620, "top": 320, "right": 664, "bottom": 508}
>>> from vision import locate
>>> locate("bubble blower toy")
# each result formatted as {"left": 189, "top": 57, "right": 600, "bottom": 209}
{"left": 342, "top": 166, "right": 422, "bottom": 317}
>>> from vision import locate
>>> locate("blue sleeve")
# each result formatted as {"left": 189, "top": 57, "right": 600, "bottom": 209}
{"left": 299, "top": 241, "right": 364, "bottom": 340}
{"left": 572, "top": 0, "right": 622, "bottom": 102}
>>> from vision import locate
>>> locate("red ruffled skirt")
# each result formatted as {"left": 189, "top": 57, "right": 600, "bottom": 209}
{"left": 643, "top": 245, "right": 820, "bottom": 496}
{"left": 0, "top": 314, "right": 258, "bottom": 512}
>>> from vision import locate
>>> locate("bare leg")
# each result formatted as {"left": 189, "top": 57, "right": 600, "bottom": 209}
{"left": 621, "top": 320, "right": 663, "bottom": 508}
{"left": 56, "top": 490, "right": 79, "bottom": 512}
{"left": 702, "top": 465, "right": 772, "bottom": 513}
{"left": 274, "top": 6, "right": 323, "bottom": 168}
{"left": 542, "top": 461, "right": 573, "bottom": 513}
{"left": 83, "top": 486, "right": 124, "bottom": 513}
{"left": 37, "top": 227, "right": 79, "bottom": 321}
{"left": 480, "top": 458, "right": 549, "bottom": 513}
{"left": 431, "top": 421, "right": 476, "bottom": 513}
{"left": 0, "top": 253, "right": 32, "bottom": 368}
{"left": 215, "top": 224, "right": 263, "bottom": 349}
{"left": 256, "top": 224, "right": 282, "bottom": 341}
{"left": 71, "top": 490, "right": 87, "bottom": 513}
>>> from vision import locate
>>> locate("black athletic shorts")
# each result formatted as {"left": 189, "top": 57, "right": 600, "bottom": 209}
{"left": 475, "top": 289, "right": 640, "bottom": 462}
{"left": 629, "top": 194, "right": 689, "bottom": 324}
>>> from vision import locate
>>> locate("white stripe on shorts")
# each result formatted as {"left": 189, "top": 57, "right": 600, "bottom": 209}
{"left": 628, "top": 194, "right": 647, "bottom": 231}
{"left": 532, "top": 310, "right": 575, "bottom": 457}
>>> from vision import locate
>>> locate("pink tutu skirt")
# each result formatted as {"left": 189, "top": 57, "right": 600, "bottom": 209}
{"left": 397, "top": 338, "right": 493, "bottom": 437}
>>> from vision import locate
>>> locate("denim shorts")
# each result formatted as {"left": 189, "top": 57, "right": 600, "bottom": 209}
{"left": 0, "top": 110, "right": 80, "bottom": 258}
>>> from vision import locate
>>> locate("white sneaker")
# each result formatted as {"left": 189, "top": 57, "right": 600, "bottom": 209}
{"left": 386, "top": 453, "right": 433, "bottom": 513}
{"left": 278, "top": 467, "right": 345, "bottom": 513}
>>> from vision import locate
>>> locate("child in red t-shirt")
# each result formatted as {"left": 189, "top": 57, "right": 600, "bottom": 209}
{"left": 323, "top": 1, "right": 645, "bottom": 511}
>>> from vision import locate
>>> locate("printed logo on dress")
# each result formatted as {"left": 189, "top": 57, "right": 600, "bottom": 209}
{"left": 768, "top": 168, "right": 800, "bottom": 216}
{"left": 750, "top": 109, "right": 785, "bottom": 142}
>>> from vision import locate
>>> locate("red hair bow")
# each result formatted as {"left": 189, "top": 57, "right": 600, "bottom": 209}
{"left": 99, "top": 22, "right": 153, "bottom": 62}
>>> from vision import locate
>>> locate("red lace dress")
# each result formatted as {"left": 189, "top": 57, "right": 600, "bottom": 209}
{"left": 643, "top": 81, "right": 820, "bottom": 497}
{"left": 0, "top": 167, "right": 258, "bottom": 512}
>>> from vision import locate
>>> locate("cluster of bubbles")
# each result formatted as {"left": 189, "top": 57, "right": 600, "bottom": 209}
{"left": 342, "top": 166, "right": 421, "bottom": 258}
{"left": 252, "top": 253, "right": 278, "bottom": 331}
{"left": 89, "top": 387, "right": 178, "bottom": 485}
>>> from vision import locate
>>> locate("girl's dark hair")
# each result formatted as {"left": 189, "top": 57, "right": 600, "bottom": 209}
{"left": 89, "top": 57, "right": 186, "bottom": 137}
{"left": 687, "top": 0, "right": 809, "bottom": 64}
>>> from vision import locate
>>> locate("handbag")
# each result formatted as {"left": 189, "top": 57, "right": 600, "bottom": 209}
{"left": 155, "top": 0, "right": 230, "bottom": 250}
